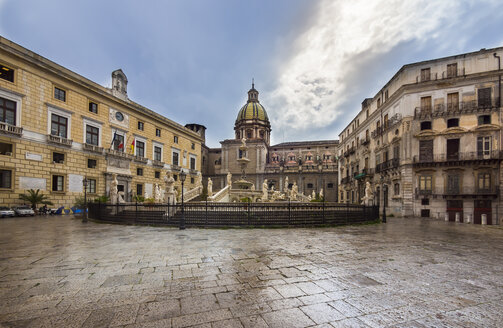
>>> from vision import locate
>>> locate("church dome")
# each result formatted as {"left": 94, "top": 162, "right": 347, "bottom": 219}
{"left": 235, "top": 82, "right": 269, "bottom": 123}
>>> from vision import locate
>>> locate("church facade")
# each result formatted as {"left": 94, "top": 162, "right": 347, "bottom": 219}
{"left": 203, "top": 84, "right": 339, "bottom": 202}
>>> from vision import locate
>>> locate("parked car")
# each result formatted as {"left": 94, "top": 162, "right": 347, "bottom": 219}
{"left": 12, "top": 205, "right": 35, "bottom": 217}
{"left": 0, "top": 206, "right": 15, "bottom": 218}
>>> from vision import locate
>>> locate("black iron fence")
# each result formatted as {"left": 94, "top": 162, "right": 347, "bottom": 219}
{"left": 88, "top": 202, "right": 379, "bottom": 228}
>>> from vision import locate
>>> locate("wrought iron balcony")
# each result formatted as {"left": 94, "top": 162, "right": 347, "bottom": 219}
{"left": 376, "top": 158, "right": 400, "bottom": 173}
{"left": 0, "top": 122, "right": 23, "bottom": 136}
{"left": 341, "top": 176, "right": 352, "bottom": 184}
{"left": 83, "top": 143, "right": 103, "bottom": 154}
{"left": 414, "top": 98, "right": 500, "bottom": 119}
{"left": 47, "top": 134, "right": 73, "bottom": 147}
{"left": 360, "top": 138, "right": 370, "bottom": 146}
{"left": 417, "top": 186, "right": 499, "bottom": 196}
{"left": 371, "top": 114, "right": 402, "bottom": 138}
{"left": 413, "top": 151, "right": 501, "bottom": 166}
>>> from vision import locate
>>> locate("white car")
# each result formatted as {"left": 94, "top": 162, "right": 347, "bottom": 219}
{"left": 12, "top": 205, "right": 35, "bottom": 217}
{"left": 0, "top": 206, "right": 15, "bottom": 218}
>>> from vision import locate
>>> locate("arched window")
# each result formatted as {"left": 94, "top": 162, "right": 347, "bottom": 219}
{"left": 246, "top": 129, "right": 252, "bottom": 139}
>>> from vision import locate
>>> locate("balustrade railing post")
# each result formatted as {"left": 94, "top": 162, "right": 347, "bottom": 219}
{"left": 288, "top": 199, "right": 291, "bottom": 226}
{"left": 205, "top": 199, "right": 208, "bottom": 227}
{"left": 247, "top": 199, "right": 251, "bottom": 226}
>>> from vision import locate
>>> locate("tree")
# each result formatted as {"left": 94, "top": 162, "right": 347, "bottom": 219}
{"left": 18, "top": 189, "right": 53, "bottom": 210}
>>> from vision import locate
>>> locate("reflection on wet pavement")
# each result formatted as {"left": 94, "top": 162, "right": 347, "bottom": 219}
{"left": 0, "top": 216, "right": 502, "bottom": 327}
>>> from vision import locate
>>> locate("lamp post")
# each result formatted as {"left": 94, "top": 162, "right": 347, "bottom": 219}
{"left": 82, "top": 177, "right": 88, "bottom": 223}
{"left": 179, "top": 170, "right": 187, "bottom": 230}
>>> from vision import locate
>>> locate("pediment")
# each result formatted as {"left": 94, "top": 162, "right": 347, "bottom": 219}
{"left": 471, "top": 124, "right": 500, "bottom": 132}
{"left": 415, "top": 130, "right": 437, "bottom": 138}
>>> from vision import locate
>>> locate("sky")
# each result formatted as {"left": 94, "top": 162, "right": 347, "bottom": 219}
{"left": 1, "top": 0, "right": 502, "bottom": 148}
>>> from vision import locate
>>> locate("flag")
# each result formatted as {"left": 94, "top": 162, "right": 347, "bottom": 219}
{"left": 110, "top": 131, "right": 117, "bottom": 148}
{"left": 118, "top": 139, "right": 124, "bottom": 150}
{"left": 131, "top": 139, "right": 135, "bottom": 154}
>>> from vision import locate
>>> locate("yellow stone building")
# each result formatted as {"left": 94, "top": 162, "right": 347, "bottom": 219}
{"left": 0, "top": 37, "right": 203, "bottom": 208}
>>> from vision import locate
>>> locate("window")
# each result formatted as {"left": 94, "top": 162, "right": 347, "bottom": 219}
{"left": 172, "top": 151, "right": 179, "bottom": 166}
{"left": 191, "top": 143, "right": 195, "bottom": 150}
{"left": 478, "top": 173, "right": 491, "bottom": 191}
{"left": 89, "top": 102, "right": 98, "bottom": 114}
{"left": 447, "top": 174, "right": 460, "bottom": 194}
{"left": 307, "top": 183, "right": 313, "bottom": 188}
{"left": 420, "top": 96, "right": 432, "bottom": 112}
{"left": 327, "top": 183, "right": 334, "bottom": 189}
{"left": 447, "top": 118, "right": 459, "bottom": 128}
{"left": 0, "top": 97, "right": 16, "bottom": 125}
{"left": 87, "top": 159, "right": 97, "bottom": 168}
{"left": 420, "top": 121, "right": 432, "bottom": 130}
{"left": 54, "top": 87, "right": 66, "bottom": 101}
{"left": 137, "top": 168, "right": 143, "bottom": 176}
{"left": 156, "top": 128, "right": 161, "bottom": 137}
{"left": 136, "top": 140, "right": 145, "bottom": 157}
{"left": 0, "top": 64, "right": 14, "bottom": 82}
{"left": 86, "top": 179, "right": 96, "bottom": 193}
{"left": 86, "top": 125, "right": 99, "bottom": 145}
{"left": 478, "top": 88, "right": 492, "bottom": 108}
{"left": 191, "top": 177, "right": 195, "bottom": 184}
{"left": 155, "top": 171, "right": 160, "bottom": 179}
{"left": 383, "top": 114, "right": 388, "bottom": 130}
{"left": 447, "top": 63, "right": 458, "bottom": 78}
{"left": 246, "top": 130, "right": 252, "bottom": 139}
{"left": 421, "top": 198, "right": 429, "bottom": 205}
{"left": 419, "top": 175, "right": 432, "bottom": 191}
{"left": 477, "top": 136, "right": 491, "bottom": 156}
{"left": 0, "top": 142, "right": 13, "bottom": 155}
{"left": 393, "top": 145, "right": 399, "bottom": 159}
{"left": 420, "top": 68, "right": 431, "bottom": 82}
{"left": 446, "top": 139, "right": 460, "bottom": 160}
{"left": 154, "top": 146, "right": 162, "bottom": 161}
{"left": 0, "top": 169, "right": 12, "bottom": 188}
{"left": 138, "top": 121, "right": 144, "bottom": 130}
{"left": 377, "top": 98, "right": 381, "bottom": 107}
{"left": 52, "top": 175, "right": 64, "bottom": 192}
{"left": 173, "top": 174, "right": 178, "bottom": 181}
{"left": 385, "top": 90, "right": 389, "bottom": 101}
{"left": 190, "top": 157, "right": 196, "bottom": 170}
{"left": 53, "top": 152, "right": 64, "bottom": 164}
{"left": 394, "top": 183, "right": 400, "bottom": 196}
{"left": 419, "top": 140, "right": 433, "bottom": 162}
{"left": 478, "top": 115, "right": 491, "bottom": 125}
{"left": 137, "top": 184, "right": 143, "bottom": 196}
{"left": 112, "top": 133, "right": 125, "bottom": 152}
{"left": 51, "top": 114, "right": 68, "bottom": 138}
{"left": 447, "top": 92, "right": 459, "bottom": 111}
{"left": 174, "top": 136, "right": 178, "bottom": 144}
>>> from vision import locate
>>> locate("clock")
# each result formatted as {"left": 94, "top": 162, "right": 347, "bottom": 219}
{"left": 115, "top": 111, "right": 124, "bottom": 122}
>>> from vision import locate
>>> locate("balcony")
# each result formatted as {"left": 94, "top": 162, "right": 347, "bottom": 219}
{"left": 152, "top": 160, "right": 165, "bottom": 167}
{"left": 360, "top": 138, "right": 370, "bottom": 146}
{"left": 415, "top": 68, "right": 465, "bottom": 83}
{"left": 105, "top": 149, "right": 133, "bottom": 160}
{"left": 47, "top": 134, "right": 73, "bottom": 147}
{"left": 83, "top": 143, "right": 104, "bottom": 154}
{"left": 171, "top": 164, "right": 181, "bottom": 171}
{"left": 341, "top": 176, "right": 351, "bottom": 184}
{"left": 189, "top": 169, "right": 198, "bottom": 175}
{"left": 417, "top": 186, "right": 499, "bottom": 197}
{"left": 133, "top": 155, "right": 148, "bottom": 164}
{"left": 413, "top": 151, "right": 501, "bottom": 167}
{"left": 0, "top": 122, "right": 23, "bottom": 136}
{"left": 371, "top": 114, "right": 402, "bottom": 138}
{"left": 376, "top": 158, "right": 400, "bottom": 173}
{"left": 414, "top": 98, "right": 500, "bottom": 119}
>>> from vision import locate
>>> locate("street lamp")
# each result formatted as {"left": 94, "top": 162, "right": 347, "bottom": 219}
{"left": 82, "top": 177, "right": 88, "bottom": 223}
{"left": 179, "top": 170, "right": 187, "bottom": 230}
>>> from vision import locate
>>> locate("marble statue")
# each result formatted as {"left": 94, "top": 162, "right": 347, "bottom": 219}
{"left": 164, "top": 172, "right": 176, "bottom": 205}
{"left": 197, "top": 174, "right": 203, "bottom": 187}
{"left": 154, "top": 183, "right": 162, "bottom": 203}
{"left": 110, "top": 173, "right": 118, "bottom": 204}
{"left": 144, "top": 191, "right": 149, "bottom": 199}
{"left": 312, "top": 190, "right": 316, "bottom": 200}
{"left": 319, "top": 188, "right": 324, "bottom": 199}
{"left": 207, "top": 178, "right": 213, "bottom": 197}
{"left": 227, "top": 172, "right": 232, "bottom": 188}
{"left": 241, "top": 137, "right": 247, "bottom": 148}
{"left": 291, "top": 182, "right": 298, "bottom": 201}
{"left": 284, "top": 176, "right": 289, "bottom": 193}
{"left": 262, "top": 179, "right": 268, "bottom": 201}
{"left": 361, "top": 181, "right": 374, "bottom": 205}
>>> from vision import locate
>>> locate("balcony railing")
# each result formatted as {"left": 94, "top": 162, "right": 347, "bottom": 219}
{"left": 376, "top": 158, "right": 400, "bottom": 173}
{"left": 106, "top": 149, "right": 133, "bottom": 160}
{"left": 133, "top": 155, "right": 148, "bottom": 164}
{"left": 414, "top": 98, "right": 500, "bottom": 119}
{"left": 341, "top": 176, "right": 351, "bottom": 184}
{"left": 83, "top": 143, "right": 104, "bottom": 154}
{"left": 0, "top": 122, "right": 23, "bottom": 136}
{"left": 152, "top": 160, "right": 165, "bottom": 167}
{"left": 360, "top": 139, "right": 370, "bottom": 146}
{"left": 371, "top": 113, "right": 402, "bottom": 138}
{"left": 413, "top": 151, "right": 501, "bottom": 165}
{"left": 415, "top": 68, "right": 465, "bottom": 83}
{"left": 416, "top": 186, "right": 499, "bottom": 196}
{"left": 171, "top": 165, "right": 181, "bottom": 171}
{"left": 47, "top": 134, "right": 73, "bottom": 147}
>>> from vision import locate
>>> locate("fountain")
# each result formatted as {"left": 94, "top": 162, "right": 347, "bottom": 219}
{"left": 233, "top": 138, "right": 254, "bottom": 190}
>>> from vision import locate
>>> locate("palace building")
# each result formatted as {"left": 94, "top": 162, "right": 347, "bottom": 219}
{"left": 0, "top": 37, "right": 203, "bottom": 207}
{"left": 204, "top": 83, "right": 339, "bottom": 202}
{"left": 337, "top": 47, "right": 503, "bottom": 224}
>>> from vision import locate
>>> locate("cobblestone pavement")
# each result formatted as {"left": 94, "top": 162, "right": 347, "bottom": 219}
{"left": 0, "top": 216, "right": 502, "bottom": 328}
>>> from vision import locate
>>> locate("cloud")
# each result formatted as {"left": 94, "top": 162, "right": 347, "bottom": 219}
{"left": 263, "top": 0, "right": 500, "bottom": 143}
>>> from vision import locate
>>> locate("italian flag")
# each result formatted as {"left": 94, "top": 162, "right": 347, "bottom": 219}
{"left": 131, "top": 139, "right": 135, "bottom": 153}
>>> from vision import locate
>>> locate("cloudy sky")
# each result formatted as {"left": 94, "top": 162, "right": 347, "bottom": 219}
{"left": 1, "top": 0, "right": 502, "bottom": 147}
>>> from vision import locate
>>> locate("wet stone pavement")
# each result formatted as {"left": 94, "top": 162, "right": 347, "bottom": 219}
{"left": 0, "top": 217, "right": 502, "bottom": 328}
